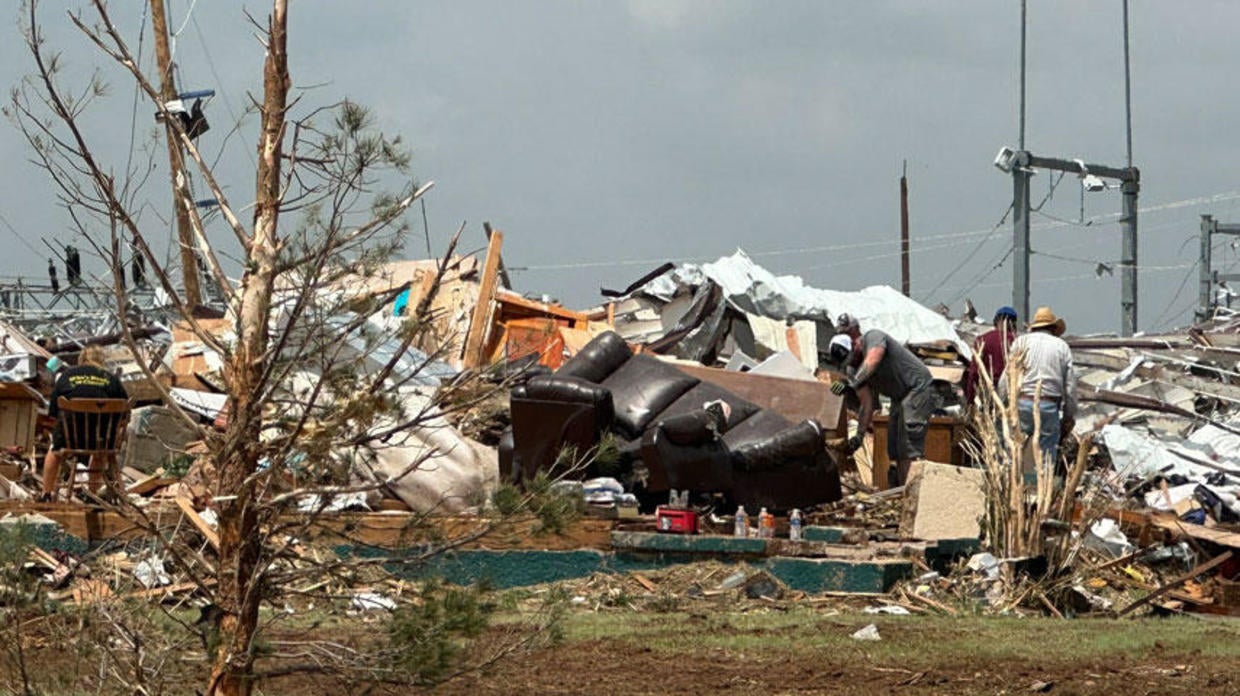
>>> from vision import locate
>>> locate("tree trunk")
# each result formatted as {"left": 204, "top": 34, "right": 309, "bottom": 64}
{"left": 207, "top": 1, "right": 289, "bottom": 694}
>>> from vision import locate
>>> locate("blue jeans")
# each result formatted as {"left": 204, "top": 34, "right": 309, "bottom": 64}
{"left": 1017, "top": 398, "right": 1061, "bottom": 461}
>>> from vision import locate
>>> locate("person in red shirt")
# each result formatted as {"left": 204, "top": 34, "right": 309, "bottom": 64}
{"left": 964, "top": 306, "right": 1018, "bottom": 406}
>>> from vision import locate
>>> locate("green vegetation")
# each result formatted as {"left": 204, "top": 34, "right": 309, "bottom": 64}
{"left": 561, "top": 609, "right": 1240, "bottom": 663}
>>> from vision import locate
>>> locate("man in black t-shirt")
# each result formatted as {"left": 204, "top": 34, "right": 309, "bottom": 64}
{"left": 39, "top": 346, "right": 129, "bottom": 502}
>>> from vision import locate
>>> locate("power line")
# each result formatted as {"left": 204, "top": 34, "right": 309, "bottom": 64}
{"left": 513, "top": 224, "right": 1012, "bottom": 272}
{"left": 1150, "top": 262, "right": 1199, "bottom": 330}
{"left": 920, "top": 203, "right": 1013, "bottom": 301}
{"left": 512, "top": 189, "right": 1240, "bottom": 274}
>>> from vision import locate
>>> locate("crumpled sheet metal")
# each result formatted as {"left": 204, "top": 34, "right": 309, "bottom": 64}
{"left": 1101, "top": 423, "right": 1240, "bottom": 518}
{"left": 630, "top": 250, "right": 971, "bottom": 359}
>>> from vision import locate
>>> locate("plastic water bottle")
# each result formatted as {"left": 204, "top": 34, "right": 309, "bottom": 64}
{"left": 733, "top": 505, "right": 748, "bottom": 538}
{"left": 758, "top": 507, "right": 775, "bottom": 539}
{"left": 789, "top": 508, "right": 803, "bottom": 542}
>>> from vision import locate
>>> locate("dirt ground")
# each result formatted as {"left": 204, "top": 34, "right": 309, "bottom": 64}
{"left": 439, "top": 611, "right": 1240, "bottom": 696}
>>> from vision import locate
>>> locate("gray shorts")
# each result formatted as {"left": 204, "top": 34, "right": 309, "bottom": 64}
{"left": 887, "top": 382, "right": 937, "bottom": 461}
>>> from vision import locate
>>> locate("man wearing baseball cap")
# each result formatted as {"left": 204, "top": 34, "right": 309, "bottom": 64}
{"left": 964, "top": 306, "right": 1018, "bottom": 405}
{"left": 827, "top": 313, "right": 937, "bottom": 487}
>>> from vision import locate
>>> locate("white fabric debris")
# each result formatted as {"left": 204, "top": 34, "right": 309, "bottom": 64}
{"left": 350, "top": 592, "right": 397, "bottom": 612}
{"left": 1085, "top": 519, "right": 1134, "bottom": 557}
{"left": 365, "top": 412, "right": 499, "bottom": 514}
{"left": 966, "top": 552, "right": 1001, "bottom": 580}
{"left": 851, "top": 623, "right": 882, "bottom": 641}
{"left": 198, "top": 507, "right": 219, "bottom": 529}
{"left": 133, "top": 556, "right": 171, "bottom": 589}
{"left": 864, "top": 605, "right": 911, "bottom": 616}
{"left": 297, "top": 491, "right": 372, "bottom": 513}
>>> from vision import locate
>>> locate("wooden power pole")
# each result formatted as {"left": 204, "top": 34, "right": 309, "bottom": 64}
{"left": 150, "top": 0, "right": 202, "bottom": 307}
{"left": 900, "top": 161, "right": 910, "bottom": 297}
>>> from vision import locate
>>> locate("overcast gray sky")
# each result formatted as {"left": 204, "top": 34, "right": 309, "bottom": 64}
{"left": 2, "top": 1, "right": 1239, "bottom": 335}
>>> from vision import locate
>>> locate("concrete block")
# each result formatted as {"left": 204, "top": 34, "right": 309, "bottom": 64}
{"left": 124, "top": 406, "right": 199, "bottom": 473}
{"left": 766, "top": 556, "right": 912, "bottom": 594}
{"left": 610, "top": 531, "right": 767, "bottom": 555}
{"left": 898, "top": 460, "right": 985, "bottom": 541}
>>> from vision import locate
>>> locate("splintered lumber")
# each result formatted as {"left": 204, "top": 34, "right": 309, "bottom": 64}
{"left": 1149, "top": 517, "right": 1240, "bottom": 549}
{"left": 461, "top": 228, "right": 503, "bottom": 369}
{"left": 903, "top": 589, "right": 959, "bottom": 616}
{"left": 1118, "top": 550, "right": 1233, "bottom": 617}
{"left": 127, "top": 470, "right": 180, "bottom": 496}
{"left": 175, "top": 497, "right": 220, "bottom": 550}
{"left": 631, "top": 573, "right": 657, "bottom": 593}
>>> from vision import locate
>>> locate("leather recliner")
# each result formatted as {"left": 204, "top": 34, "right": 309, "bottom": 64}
{"left": 500, "top": 331, "right": 842, "bottom": 510}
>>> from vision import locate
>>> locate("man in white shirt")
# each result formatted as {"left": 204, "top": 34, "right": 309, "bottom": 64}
{"left": 1000, "top": 306, "right": 1076, "bottom": 464}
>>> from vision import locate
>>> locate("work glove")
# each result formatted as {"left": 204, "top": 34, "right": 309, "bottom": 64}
{"left": 830, "top": 380, "right": 848, "bottom": 396}
{"left": 845, "top": 434, "right": 863, "bottom": 454}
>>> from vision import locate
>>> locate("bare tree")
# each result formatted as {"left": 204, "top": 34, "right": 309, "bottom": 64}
{"left": 7, "top": 2, "right": 571, "bottom": 694}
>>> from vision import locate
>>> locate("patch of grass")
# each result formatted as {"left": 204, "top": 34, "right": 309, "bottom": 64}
{"left": 559, "top": 609, "right": 1240, "bottom": 664}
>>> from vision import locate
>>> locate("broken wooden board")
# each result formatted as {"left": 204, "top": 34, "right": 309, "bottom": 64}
{"left": 675, "top": 363, "right": 846, "bottom": 431}
{"left": 305, "top": 513, "right": 616, "bottom": 551}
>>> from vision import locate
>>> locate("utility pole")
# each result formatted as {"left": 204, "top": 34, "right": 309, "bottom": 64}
{"left": 1003, "top": 2, "right": 1141, "bottom": 336}
{"left": 1007, "top": 153, "right": 1139, "bottom": 335}
{"left": 1198, "top": 215, "right": 1240, "bottom": 320}
{"left": 899, "top": 161, "right": 910, "bottom": 297}
{"left": 1120, "top": 178, "right": 1139, "bottom": 336}
{"left": 150, "top": 0, "right": 202, "bottom": 307}
{"left": 1012, "top": 164, "right": 1031, "bottom": 323}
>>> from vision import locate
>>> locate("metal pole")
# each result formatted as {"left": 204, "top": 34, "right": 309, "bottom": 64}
{"left": 1019, "top": 0, "right": 1027, "bottom": 150}
{"left": 1120, "top": 176, "right": 1139, "bottom": 335}
{"left": 1013, "top": 166, "right": 1031, "bottom": 323}
{"left": 900, "top": 161, "right": 910, "bottom": 297}
{"left": 1200, "top": 215, "right": 1214, "bottom": 320}
{"left": 1122, "top": 0, "right": 1133, "bottom": 168}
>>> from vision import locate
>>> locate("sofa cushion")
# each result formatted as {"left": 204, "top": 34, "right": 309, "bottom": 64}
{"left": 659, "top": 381, "right": 761, "bottom": 432}
{"left": 721, "top": 409, "right": 794, "bottom": 449}
{"left": 556, "top": 331, "right": 632, "bottom": 383}
{"left": 601, "top": 354, "right": 699, "bottom": 438}
{"left": 523, "top": 376, "right": 615, "bottom": 429}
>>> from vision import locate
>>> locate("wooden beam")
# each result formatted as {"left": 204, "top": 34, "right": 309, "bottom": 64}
{"left": 461, "top": 229, "right": 504, "bottom": 369}
{"left": 1149, "top": 516, "right": 1240, "bottom": 549}
{"left": 483, "top": 222, "right": 512, "bottom": 289}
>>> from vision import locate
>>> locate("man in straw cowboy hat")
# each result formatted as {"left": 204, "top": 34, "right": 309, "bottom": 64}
{"left": 1000, "top": 306, "right": 1077, "bottom": 463}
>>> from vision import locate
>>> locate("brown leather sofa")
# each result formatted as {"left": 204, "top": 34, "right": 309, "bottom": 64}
{"left": 500, "top": 331, "right": 842, "bottom": 511}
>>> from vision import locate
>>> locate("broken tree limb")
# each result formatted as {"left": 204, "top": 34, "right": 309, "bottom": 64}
{"left": 1118, "top": 550, "right": 1233, "bottom": 617}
